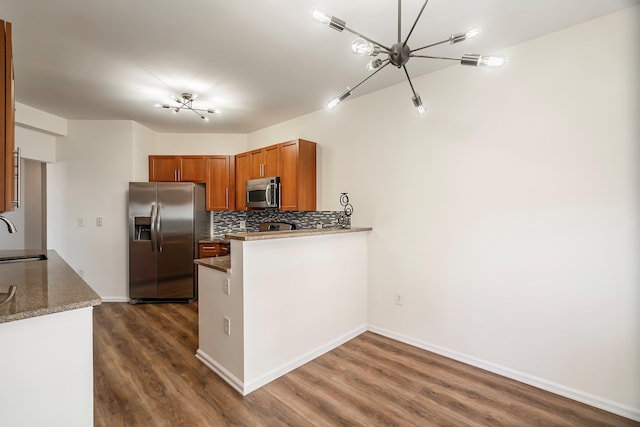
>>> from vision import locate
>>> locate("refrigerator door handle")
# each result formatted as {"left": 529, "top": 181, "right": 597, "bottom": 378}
{"left": 157, "top": 204, "right": 163, "bottom": 253}
{"left": 150, "top": 204, "right": 157, "bottom": 253}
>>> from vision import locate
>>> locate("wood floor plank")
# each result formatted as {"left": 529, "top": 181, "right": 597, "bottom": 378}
{"left": 93, "top": 303, "right": 639, "bottom": 426}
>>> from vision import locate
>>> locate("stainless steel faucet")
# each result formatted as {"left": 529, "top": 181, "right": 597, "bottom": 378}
{"left": 0, "top": 215, "right": 17, "bottom": 233}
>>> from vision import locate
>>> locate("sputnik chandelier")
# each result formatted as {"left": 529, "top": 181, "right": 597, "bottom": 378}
{"left": 312, "top": 0, "right": 507, "bottom": 116}
{"left": 155, "top": 92, "right": 219, "bottom": 121}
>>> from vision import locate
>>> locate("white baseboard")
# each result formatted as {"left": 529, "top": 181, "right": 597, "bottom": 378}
{"left": 99, "top": 297, "right": 130, "bottom": 303}
{"left": 367, "top": 325, "right": 640, "bottom": 422}
{"left": 243, "top": 325, "right": 368, "bottom": 395}
{"left": 195, "top": 325, "right": 367, "bottom": 396}
{"left": 195, "top": 349, "right": 245, "bottom": 395}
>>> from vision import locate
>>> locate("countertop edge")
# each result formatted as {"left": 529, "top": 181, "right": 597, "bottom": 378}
{"left": 195, "top": 256, "right": 231, "bottom": 273}
{"left": 0, "top": 250, "right": 102, "bottom": 324}
{"left": 226, "top": 226, "right": 373, "bottom": 241}
{"left": 0, "top": 298, "right": 102, "bottom": 323}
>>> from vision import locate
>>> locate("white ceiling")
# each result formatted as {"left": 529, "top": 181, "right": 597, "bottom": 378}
{"left": 1, "top": 0, "right": 638, "bottom": 133}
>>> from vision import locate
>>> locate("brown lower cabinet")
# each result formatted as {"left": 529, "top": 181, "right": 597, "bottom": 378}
{"left": 199, "top": 242, "right": 229, "bottom": 258}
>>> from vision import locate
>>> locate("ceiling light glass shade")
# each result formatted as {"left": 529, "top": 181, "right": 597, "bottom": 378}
{"left": 326, "top": 88, "right": 352, "bottom": 111}
{"left": 461, "top": 53, "right": 508, "bottom": 67}
{"left": 412, "top": 94, "right": 427, "bottom": 117}
{"left": 366, "top": 58, "right": 384, "bottom": 71}
{"left": 351, "top": 38, "right": 378, "bottom": 56}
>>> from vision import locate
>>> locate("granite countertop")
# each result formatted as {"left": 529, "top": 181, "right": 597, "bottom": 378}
{"left": 225, "top": 226, "right": 372, "bottom": 242}
{"left": 194, "top": 255, "right": 231, "bottom": 273}
{"left": 198, "top": 238, "right": 230, "bottom": 244}
{"left": 0, "top": 250, "right": 102, "bottom": 324}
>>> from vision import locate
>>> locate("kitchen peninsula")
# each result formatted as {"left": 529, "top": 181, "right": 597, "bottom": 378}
{"left": 195, "top": 227, "right": 371, "bottom": 395}
{"left": 0, "top": 250, "right": 101, "bottom": 427}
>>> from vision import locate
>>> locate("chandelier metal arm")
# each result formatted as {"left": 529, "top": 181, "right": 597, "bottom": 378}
{"left": 397, "top": 0, "right": 401, "bottom": 44}
{"left": 403, "top": 0, "right": 430, "bottom": 46}
{"left": 402, "top": 65, "right": 419, "bottom": 100}
{"left": 344, "top": 26, "right": 392, "bottom": 52}
{"left": 410, "top": 38, "right": 450, "bottom": 53}
{"left": 411, "top": 54, "right": 459, "bottom": 61}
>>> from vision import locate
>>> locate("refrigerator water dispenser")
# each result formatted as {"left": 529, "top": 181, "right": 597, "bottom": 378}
{"left": 134, "top": 217, "right": 151, "bottom": 241}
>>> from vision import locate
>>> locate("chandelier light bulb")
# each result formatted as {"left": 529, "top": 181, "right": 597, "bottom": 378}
{"left": 412, "top": 95, "right": 427, "bottom": 117}
{"left": 479, "top": 55, "right": 508, "bottom": 68}
{"left": 351, "top": 38, "right": 375, "bottom": 56}
{"left": 461, "top": 53, "right": 508, "bottom": 68}
{"left": 326, "top": 88, "right": 352, "bottom": 111}
{"left": 465, "top": 28, "right": 481, "bottom": 40}
{"left": 311, "top": 9, "right": 332, "bottom": 25}
{"left": 366, "top": 58, "right": 383, "bottom": 71}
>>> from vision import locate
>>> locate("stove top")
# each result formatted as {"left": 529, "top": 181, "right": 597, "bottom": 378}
{"left": 258, "top": 222, "right": 297, "bottom": 232}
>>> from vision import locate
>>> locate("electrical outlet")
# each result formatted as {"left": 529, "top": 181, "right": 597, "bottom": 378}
{"left": 223, "top": 278, "right": 231, "bottom": 295}
{"left": 239, "top": 220, "right": 246, "bottom": 229}
{"left": 316, "top": 223, "right": 323, "bottom": 229}
{"left": 223, "top": 316, "right": 231, "bottom": 336}
{"left": 96, "top": 216, "right": 103, "bottom": 227}
{"left": 77, "top": 217, "right": 84, "bottom": 227}
{"left": 395, "top": 293, "right": 404, "bottom": 306}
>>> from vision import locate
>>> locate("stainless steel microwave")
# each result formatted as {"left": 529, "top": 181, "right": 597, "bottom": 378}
{"left": 246, "top": 177, "right": 280, "bottom": 209}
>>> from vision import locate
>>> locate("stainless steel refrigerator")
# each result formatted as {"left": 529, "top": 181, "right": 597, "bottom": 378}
{"left": 128, "top": 182, "right": 208, "bottom": 303}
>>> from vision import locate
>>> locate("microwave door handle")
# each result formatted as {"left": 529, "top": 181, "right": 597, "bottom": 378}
{"left": 265, "top": 185, "right": 272, "bottom": 207}
{"left": 150, "top": 204, "right": 157, "bottom": 253}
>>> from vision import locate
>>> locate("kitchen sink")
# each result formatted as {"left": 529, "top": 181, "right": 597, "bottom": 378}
{"left": 0, "top": 254, "right": 48, "bottom": 264}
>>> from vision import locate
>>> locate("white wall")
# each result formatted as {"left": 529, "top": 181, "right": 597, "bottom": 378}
{"left": 0, "top": 126, "right": 56, "bottom": 249}
{"left": 132, "top": 122, "right": 157, "bottom": 182}
{"left": 48, "top": 121, "right": 135, "bottom": 300}
{"left": 155, "top": 133, "right": 247, "bottom": 155}
{"left": 247, "top": 7, "right": 640, "bottom": 419}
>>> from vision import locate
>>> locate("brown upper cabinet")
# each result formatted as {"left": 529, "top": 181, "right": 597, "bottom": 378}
{"left": 234, "top": 152, "right": 249, "bottom": 211}
{"left": 279, "top": 139, "right": 316, "bottom": 211}
{"left": 1, "top": 20, "right": 15, "bottom": 213}
{"left": 249, "top": 144, "right": 280, "bottom": 179}
{"left": 149, "top": 155, "right": 206, "bottom": 183}
{"left": 235, "top": 139, "right": 316, "bottom": 211}
{"left": 206, "top": 155, "right": 235, "bottom": 211}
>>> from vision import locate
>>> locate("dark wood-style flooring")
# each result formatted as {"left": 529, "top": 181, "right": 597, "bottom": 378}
{"left": 93, "top": 302, "right": 637, "bottom": 426}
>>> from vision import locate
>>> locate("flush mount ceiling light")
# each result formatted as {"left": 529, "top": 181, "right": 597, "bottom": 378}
{"left": 155, "top": 92, "right": 220, "bottom": 121}
{"left": 313, "top": 0, "right": 508, "bottom": 117}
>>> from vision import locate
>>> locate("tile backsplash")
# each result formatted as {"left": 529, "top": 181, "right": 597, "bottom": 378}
{"left": 209, "top": 210, "right": 347, "bottom": 237}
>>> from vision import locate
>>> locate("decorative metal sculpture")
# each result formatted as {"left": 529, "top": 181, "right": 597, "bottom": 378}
{"left": 338, "top": 193, "right": 353, "bottom": 228}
